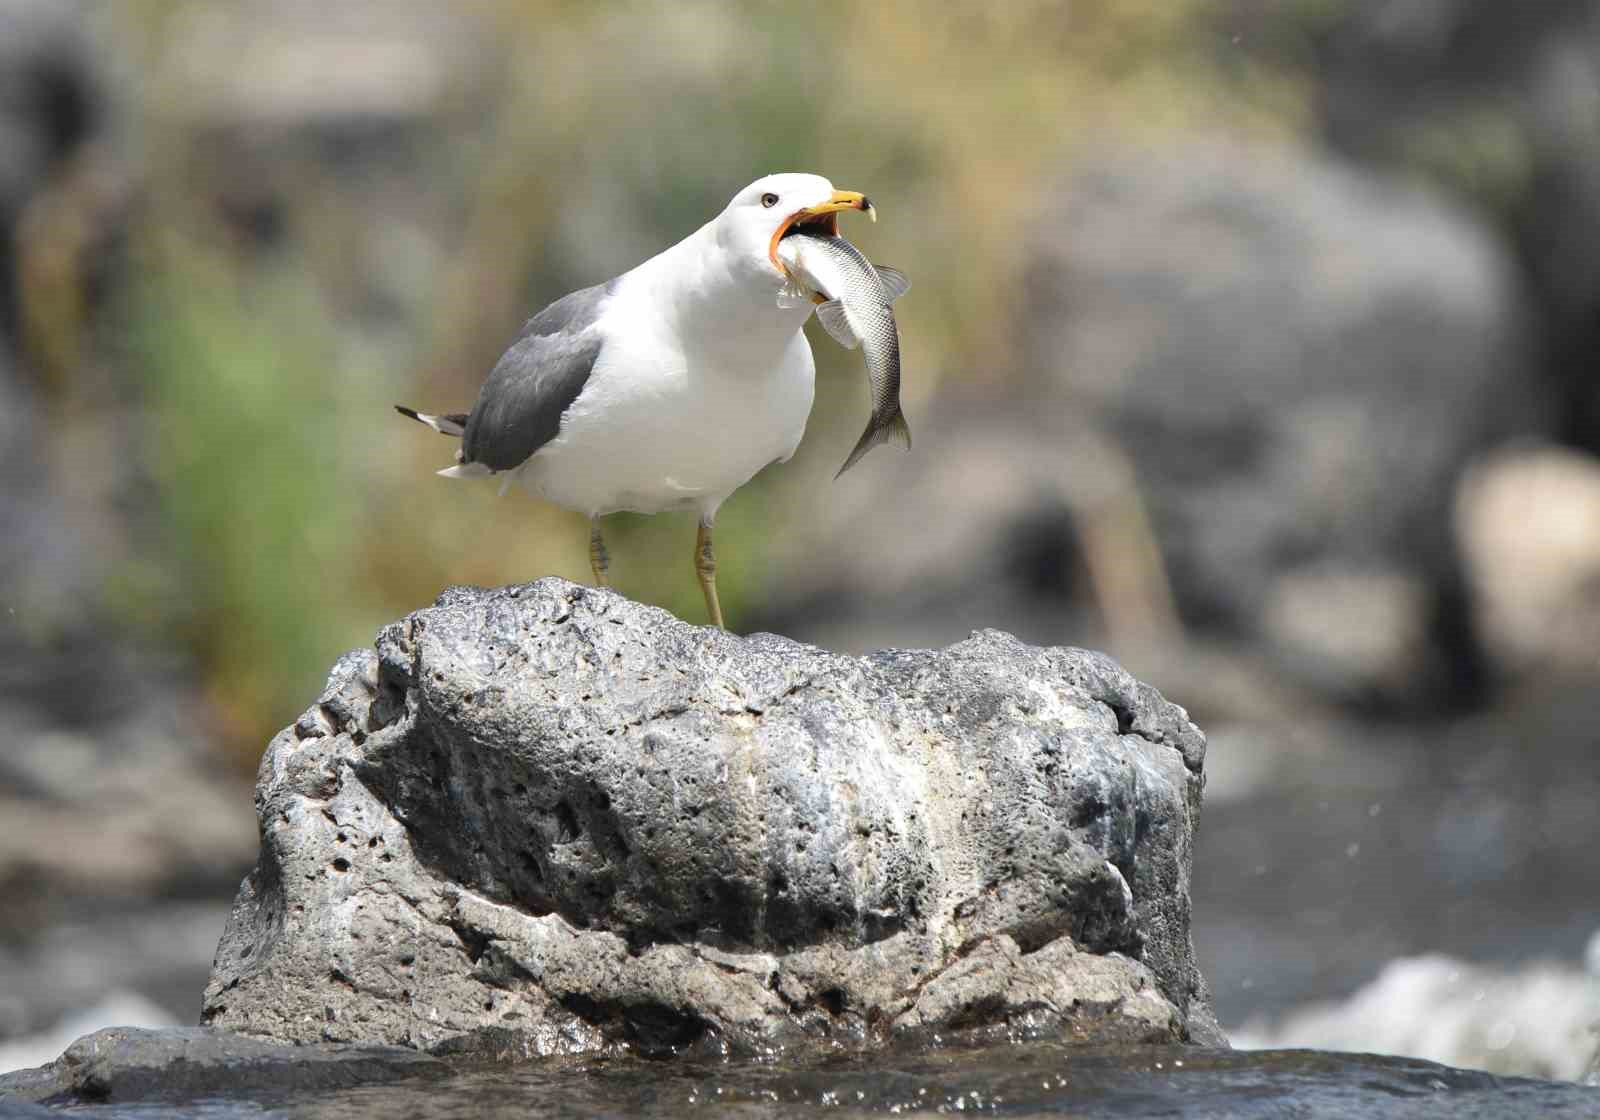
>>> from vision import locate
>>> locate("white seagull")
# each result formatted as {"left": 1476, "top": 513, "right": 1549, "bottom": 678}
{"left": 397, "top": 173, "right": 878, "bottom": 629}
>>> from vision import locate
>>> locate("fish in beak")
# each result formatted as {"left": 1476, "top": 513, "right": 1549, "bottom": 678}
{"left": 775, "top": 226, "right": 911, "bottom": 477}
{"left": 770, "top": 189, "right": 874, "bottom": 271}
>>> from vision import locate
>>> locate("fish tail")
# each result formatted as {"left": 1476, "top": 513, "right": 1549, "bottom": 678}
{"left": 834, "top": 407, "right": 912, "bottom": 479}
{"left": 885, "top": 408, "right": 911, "bottom": 451}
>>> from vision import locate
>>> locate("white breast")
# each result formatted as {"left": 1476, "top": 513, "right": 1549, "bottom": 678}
{"left": 516, "top": 264, "right": 817, "bottom": 519}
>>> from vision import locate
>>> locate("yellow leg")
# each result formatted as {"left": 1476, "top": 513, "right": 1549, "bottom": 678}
{"left": 695, "top": 519, "right": 724, "bottom": 629}
{"left": 589, "top": 518, "right": 610, "bottom": 588}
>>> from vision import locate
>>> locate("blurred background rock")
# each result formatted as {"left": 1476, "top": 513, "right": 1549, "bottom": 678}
{"left": 2, "top": 0, "right": 1595, "bottom": 1079}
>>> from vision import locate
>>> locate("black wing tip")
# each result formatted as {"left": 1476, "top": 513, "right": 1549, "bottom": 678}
{"left": 398, "top": 405, "right": 470, "bottom": 438}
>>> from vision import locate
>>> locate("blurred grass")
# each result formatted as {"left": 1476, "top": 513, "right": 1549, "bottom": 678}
{"left": 119, "top": 235, "right": 387, "bottom": 746}
{"left": 78, "top": 0, "right": 1305, "bottom": 762}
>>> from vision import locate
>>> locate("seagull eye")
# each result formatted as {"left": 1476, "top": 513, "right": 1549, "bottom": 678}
{"left": 761, "top": 192, "right": 779, "bottom": 208}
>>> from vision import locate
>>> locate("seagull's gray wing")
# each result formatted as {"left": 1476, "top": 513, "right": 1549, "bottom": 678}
{"left": 462, "top": 279, "right": 616, "bottom": 471}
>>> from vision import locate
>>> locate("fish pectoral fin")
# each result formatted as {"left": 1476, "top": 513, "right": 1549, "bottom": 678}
{"left": 777, "top": 274, "right": 815, "bottom": 309}
{"left": 815, "top": 300, "right": 863, "bottom": 350}
{"left": 872, "top": 265, "right": 911, "bottom": 302}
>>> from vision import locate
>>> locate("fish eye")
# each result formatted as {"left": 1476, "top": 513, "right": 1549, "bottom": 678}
{"left": 761, "top": 192, "right": 779, "bottom": 208}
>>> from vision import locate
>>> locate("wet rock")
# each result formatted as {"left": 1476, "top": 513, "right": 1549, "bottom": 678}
{"left": 0, "top": 1089, "right": 53, "bottom": 1117}
{"left": 201, "top": 578, "right": 1222, "bottom": 1057}
{"left": 0, "top": 1026, "right": 442, "bottom": 1106}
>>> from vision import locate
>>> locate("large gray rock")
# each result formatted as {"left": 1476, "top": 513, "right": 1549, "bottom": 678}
{"left": 202, "top": 579, "right": 1221, "bottom": 1057}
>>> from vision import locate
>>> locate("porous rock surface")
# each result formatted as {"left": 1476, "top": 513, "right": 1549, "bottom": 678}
{"left": 202, "top": 579, "right": 1221, "bottom": 1056}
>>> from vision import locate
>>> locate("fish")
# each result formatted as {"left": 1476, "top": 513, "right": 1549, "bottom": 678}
{"left": 776, "top": 229, "right": 912, "bottom": 477}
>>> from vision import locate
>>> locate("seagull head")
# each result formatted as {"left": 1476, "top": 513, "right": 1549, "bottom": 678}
{"left": 715, "top": 173, "right": 874, "bottom": 277}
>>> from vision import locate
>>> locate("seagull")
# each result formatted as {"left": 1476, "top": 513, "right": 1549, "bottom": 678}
{"left": 396, "top": 173, "right": 875, "bottom": 629}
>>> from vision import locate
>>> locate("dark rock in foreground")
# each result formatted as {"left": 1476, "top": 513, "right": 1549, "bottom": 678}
{"left": 0, "top": 1026, "right": 441, "bottom": 1105}
{"left": 201, "top": 579, "right": 1221, "bottom": 1056}
{"left": 7, "top": 1034, "right": 1596, "bottom": 1116}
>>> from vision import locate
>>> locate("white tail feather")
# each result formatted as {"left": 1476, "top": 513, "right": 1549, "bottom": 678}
{"left": 437, "top": 463, "right": 492, "bottom": 480}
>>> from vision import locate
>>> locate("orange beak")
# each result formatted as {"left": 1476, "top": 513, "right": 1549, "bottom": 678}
{"left": 770, "top": 189, "right": 874, "bottom": 272}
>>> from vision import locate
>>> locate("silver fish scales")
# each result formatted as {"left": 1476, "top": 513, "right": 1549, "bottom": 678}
{"left": 777, "top": 230, "right": 911, "bottom": 477}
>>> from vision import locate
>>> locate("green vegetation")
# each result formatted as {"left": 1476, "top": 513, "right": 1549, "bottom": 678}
{"left": 124, "top": 238, "right": 389, "bottom": 742}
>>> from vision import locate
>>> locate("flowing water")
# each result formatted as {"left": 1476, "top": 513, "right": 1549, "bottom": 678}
{"left": 50, "top": 1044, "right": 1600, "bottom": 1119}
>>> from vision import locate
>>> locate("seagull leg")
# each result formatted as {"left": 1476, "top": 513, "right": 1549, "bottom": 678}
{"left": 695, "top": 519, "right": 725, "bottom": 629}
{"left": 589, "top": 518, "right": 611, "bottom": 588}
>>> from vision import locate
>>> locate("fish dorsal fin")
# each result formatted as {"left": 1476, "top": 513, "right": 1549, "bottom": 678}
{"left": 873, "top": 265, "right": 911, "bottom": 302}
{"left": 815, "top": 299, "right": 862, "bottom": 350}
